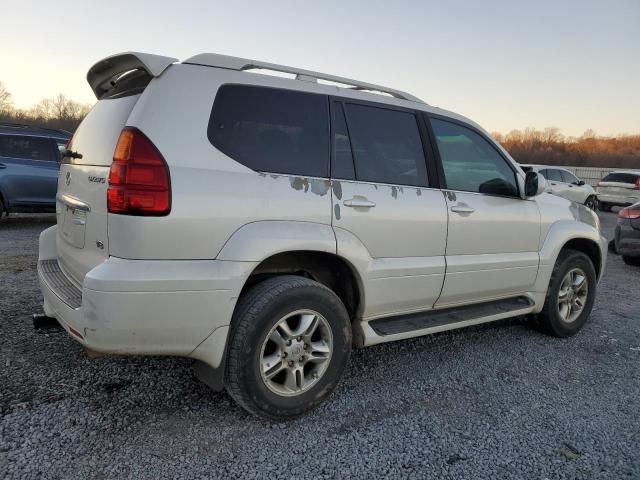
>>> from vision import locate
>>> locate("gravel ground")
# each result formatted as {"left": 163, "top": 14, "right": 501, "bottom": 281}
{"left": 1, "top": 212, "right": 639, "bottom": 479}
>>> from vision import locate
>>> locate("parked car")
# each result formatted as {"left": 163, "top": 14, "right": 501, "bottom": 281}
{"left": 37, "top": 52, "right": 607, "bottom": 420}
{"left": 613, "top": 201, "right": 640, "bottom": 266}
{"left": 0, "top": 123, "right": 70, "bottom": 217}
{"left": 520, "top": 164, "right": 598, "bottom": 210}
{"left": 597, "top": 170, "right": 640, "bottom": 212}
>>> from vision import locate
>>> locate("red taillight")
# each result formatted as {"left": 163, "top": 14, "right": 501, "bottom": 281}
{"left": 619, "top": 207, "right": 640, "bottom": 219}
{"left": 107, "top": 128, "right": 171, "bottom": 215}
{"left": 635, "top": 178, "right": 640, "bottom": 190}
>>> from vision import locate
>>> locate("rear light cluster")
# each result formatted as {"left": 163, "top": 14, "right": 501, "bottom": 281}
{"left": 108, "top": 127, "right": 171, "bottom": 216}
{"left": 635, "top": 178, "right": 640, "bottom": 190}
{"left": 619, "top": 207, "right": 640, "bottom": 219}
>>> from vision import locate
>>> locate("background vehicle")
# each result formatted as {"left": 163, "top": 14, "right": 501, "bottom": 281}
{"left": 0, "top": 123, "right": 70, "bottom": 217}
{"left": 614, "top": 201, "right": 640, "bottom": 266}
{"left": 597, "top": 170, "right": 640, "bottom": 212}
{"left": 520, "top": 164, "right": 598, "bottom": 209}
{"left": 37, "top": 52, "right": 607, "bottom": 420}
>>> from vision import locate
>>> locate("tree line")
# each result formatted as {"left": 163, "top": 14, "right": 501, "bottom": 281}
{"left": 1, "top": 81, "right": 638, "bottom": 168}
{"left": 493, "top": 127, "right": 639, "bottom": 169}
{"left": 0, "top": 82, "right": 91, "bottom": 133}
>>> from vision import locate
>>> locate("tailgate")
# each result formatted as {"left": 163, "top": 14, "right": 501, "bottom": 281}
{"left": 56, "top": 95, "right": 141, "bottom": 285}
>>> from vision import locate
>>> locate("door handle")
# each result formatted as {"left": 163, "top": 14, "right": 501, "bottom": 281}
{"left": 550, "top": 182, "right": 557, "bottom": 186}
{"left": 343, "top": 198, "right": 376, "bottom": 208}
{"left": 0, "top": 163, "right": 6, "bottom": 169}
{"left": 450, "top": 205, "right": 475, "bottom": 214}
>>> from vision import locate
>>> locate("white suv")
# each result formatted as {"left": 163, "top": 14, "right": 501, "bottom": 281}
{"left": 521, "top": 164, "right": 598, "bottom": 210}
{"left": 38, "top": 52, "right": 607, "bottom": 420}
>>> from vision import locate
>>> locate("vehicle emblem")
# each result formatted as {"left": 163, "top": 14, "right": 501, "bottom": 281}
{"left": 65, "top": 171, "right": 71, "bottom": 186}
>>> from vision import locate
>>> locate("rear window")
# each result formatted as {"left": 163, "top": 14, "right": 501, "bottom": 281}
{"left": 602, "top": 172, "right": 639, "bottom": 184}
{"left": 208, "top": 85, "right": 329, "bottom": 178}
{"left": 0, "top": 135, "right": 54, "bottom": 161}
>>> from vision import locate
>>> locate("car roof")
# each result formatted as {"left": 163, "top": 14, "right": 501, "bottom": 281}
{"left": 607, "top": 170, "right": 640, "bottom": 175}
{"left": 0, "top": 122, "right": 71, "bottom": 140}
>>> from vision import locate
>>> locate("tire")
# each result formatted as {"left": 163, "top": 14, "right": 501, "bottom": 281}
{"left": 622, "top": 256, "right": 640, "bottom": 267}
{"left": 225, "top": 275, "right": 351, "bottom": 420}
{"left": 584, "top": 196, "right": 598, "bottom": 211}
{"left": 599, "top": 202, "right": 611, "bottom": 212}
{"left": 536, "top": 249, "right": 597, "bottom": 337}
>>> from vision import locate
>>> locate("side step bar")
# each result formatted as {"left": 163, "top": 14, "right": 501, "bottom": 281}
{"left": 369, "top": 296, "right": 533, "bottom": 336}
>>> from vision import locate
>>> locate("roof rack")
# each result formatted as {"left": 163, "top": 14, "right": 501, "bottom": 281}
{"left": 183, "top": 53, "right": 426, "bottom": 104}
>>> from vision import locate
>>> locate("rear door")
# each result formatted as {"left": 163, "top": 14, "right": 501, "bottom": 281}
{"left": 56, "top": 95, "right": 140, "bottom": 285}
{"left": 428, "top": 116, "right": 540, "bottom": 307}
{"left": 331, "top": 99, "right": 447, "bottom": 317}
{"left": 0, "top": 134, "right": 59, "bottom": 207}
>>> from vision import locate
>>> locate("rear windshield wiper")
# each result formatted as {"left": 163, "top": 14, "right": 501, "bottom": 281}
{"left": 62, "top": 149, "right": 83, "bottom": 160}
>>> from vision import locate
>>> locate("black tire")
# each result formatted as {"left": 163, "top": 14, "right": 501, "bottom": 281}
{"left": 584, "top": 196, "right": 598, "bottom": 211}
{"left": 622, "top": 256, "right": 640, "bottom": 267}
{"left": 536, "top": 249, "right": 597, "bottom": 337}
{"left": 225, "top": 275, "right": 351, "bottom": 420}
{"left": 599, "top": 202, "right": 611, "bottom": 212}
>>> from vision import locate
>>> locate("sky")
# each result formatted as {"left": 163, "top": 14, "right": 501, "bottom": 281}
{"left": 1, "top": 0, "right": 638, "bottom": 137}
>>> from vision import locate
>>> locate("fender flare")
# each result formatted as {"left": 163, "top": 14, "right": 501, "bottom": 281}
{"left": 217, "top": 221, "right": 337, "bottom": 262}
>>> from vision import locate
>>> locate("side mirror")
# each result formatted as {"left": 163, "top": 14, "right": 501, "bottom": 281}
{"left": 577, "top": 180, "right": 585, "bottom": 186}
{"left": 524, "top": 171, "right": 547, "bottom": 197}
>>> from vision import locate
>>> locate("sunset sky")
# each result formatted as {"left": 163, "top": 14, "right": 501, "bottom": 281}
{"left": 1, "top": 0, "right": 638, "bottom": 137}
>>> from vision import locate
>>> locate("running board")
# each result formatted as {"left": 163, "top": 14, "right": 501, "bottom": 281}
{"left": 369, "top": 296, "right": 533, "bottom": 336}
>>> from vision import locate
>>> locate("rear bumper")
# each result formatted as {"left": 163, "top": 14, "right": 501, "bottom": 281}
{"left": 597, "top": 193, "right": 640, "bottom": 206}
{"left": 615, "top": 221, "right": 640, "bottom": 257}
{"left": 38, "top": 226, "right": 256, "bottom": 368}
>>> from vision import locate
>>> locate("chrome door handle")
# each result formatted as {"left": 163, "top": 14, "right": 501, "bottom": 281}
{"left": 343, "top": 198, "right": 376, "bottom": 208}
{"left": 450, "top": 205, "right": 475, "bottom": 214}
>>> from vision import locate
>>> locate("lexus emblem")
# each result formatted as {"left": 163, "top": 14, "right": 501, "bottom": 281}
{"left": 65, "top": 171, "right": 71, "bottom": 186}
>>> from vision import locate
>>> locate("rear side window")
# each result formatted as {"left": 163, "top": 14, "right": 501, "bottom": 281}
{"left": 209, "top": 85, "right": 329, "bottom": 177}
{"left": 343, "top": 103, "right": 427, "bottom": 186}
{"left": 602, "top": 172, "right": 639, "bottom": 184}
{"left": 561, "top": 170, "right": 579, "bottom": 184}
{"left": 332, "top": 102, "right": 355, "bottom": 180}
{"left": 0, "top": 135, "right": 54, "bottom": 161}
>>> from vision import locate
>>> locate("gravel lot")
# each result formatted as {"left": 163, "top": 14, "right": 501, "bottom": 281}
{"left": 1, "top": 211, "right": 639, "bottom": 479}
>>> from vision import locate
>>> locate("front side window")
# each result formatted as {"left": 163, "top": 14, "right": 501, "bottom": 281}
{"left": 0, "top": 135, "right": 54, "bottom": 161}
{"left": 208, "top": 85, "right": 329, "bottom": 177}
{"left": 561, "top": 170, "right": 579, "bottom": 184}
{"left": 343, "top": 103, "right": 428, "bottom": 187}
{"left": 430, "top": 119, "right": 518, "bottom": 197}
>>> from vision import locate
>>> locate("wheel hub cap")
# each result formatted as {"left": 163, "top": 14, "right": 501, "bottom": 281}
{"left": 557, "top": 267, "right": 589, "bottom": 323}
{"left": 259, "top": 309, "right": 333, "bottom": 397}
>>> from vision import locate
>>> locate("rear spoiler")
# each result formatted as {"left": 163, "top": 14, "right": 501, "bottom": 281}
{"left": 87, "top": 52, "right": 178, "bottom": 99}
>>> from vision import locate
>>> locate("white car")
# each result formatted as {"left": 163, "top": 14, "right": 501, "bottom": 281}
{"left": 520, "top": 164, "right": 598, "bottom": 210}
{"left": 596, "top": 170, "right": 640, "bottom": 212}
{"left": 37, "top": 52, "right": 607, "bottom": 420}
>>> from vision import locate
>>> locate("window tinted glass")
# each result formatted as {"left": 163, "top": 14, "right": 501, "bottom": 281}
{"left": 602, "top": 173, "right": 639, "bottom": 184}
{"left": 545, "top": 169, "right": 563, "bottom": 182}
{"left": 344, "top": 104, "right": 427, "bottom": 186}
{"left": 431, "top": 119, "right": 518, "bottom": 196}
{"left": 561, "top": 170, "right": 579, "bottom": 184}
{"left": 209, "top": 85, "right": 329, "bottom": 177}
{"left": 0, "top": 135, "right": 53, "bottom": 161}
{"left": 332, "top": 102, "right": 355, "bottom": 180}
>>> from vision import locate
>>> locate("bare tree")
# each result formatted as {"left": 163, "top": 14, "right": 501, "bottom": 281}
{"left": 0, "top": 82, "right": 12, "bottom": 114}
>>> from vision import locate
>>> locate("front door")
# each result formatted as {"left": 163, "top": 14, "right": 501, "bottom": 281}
{"left": 428, "top": 117, "right": 540, "bottom": 307}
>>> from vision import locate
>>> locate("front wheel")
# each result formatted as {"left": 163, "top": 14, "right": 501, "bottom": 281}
{"left": 536, "top": 249, "right": 597, "bottom": 337}
{"left": 584, "top": 196, "right": 598, "bottom": 211}
{"left": 225, "top": 275, "right": 351, "bottom": 420}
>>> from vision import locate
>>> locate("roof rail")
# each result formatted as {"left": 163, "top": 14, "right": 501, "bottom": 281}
{"left": 183, "top": 53, "right": 426, "bottom": 104}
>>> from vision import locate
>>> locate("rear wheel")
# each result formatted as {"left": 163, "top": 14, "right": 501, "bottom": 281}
{"left": 622, "top": 256, "right": 640, "bottom": 267}
{"left": 584, "top": 196, "right": 598, "bottom": 210}
{"left": 225, "top": 275, "right": 351, "bottom": 420}
{"left": 536, "top": 249, "right": 596, "bottom": 337}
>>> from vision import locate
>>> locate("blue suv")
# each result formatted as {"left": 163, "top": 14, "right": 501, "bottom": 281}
{"left": 0, "top": 123, "right": 70, "bottom": 217}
